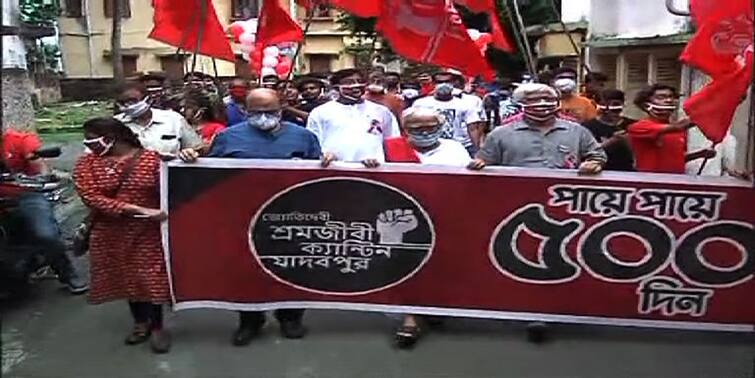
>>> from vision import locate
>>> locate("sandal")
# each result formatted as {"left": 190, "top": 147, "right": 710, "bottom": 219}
{"left": 124, "top": 323, "right": 151, "bottom": 345}
{"left": 395, "top": 325, "right": 421, "bottom": 349}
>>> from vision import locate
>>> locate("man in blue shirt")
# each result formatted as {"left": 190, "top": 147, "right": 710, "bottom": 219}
{"left": 225, "top": 77, "right": 249, "bottom": 126}
{"left": 208, "top": 88, "right": 320, "bottom": 346}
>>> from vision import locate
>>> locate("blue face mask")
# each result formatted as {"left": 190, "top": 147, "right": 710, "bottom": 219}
{"left": 407, "top": 127, "right": 443, "bottom": 148}
{"left": 247, "top": 111, "right": 281, "bottom": 131}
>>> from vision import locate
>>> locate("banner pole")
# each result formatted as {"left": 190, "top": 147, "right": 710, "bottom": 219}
{"left": 510, "top": 0, "right": 537, "bottom": 77}
{"left": 191, "top": 0, "right": 208, "bottom": 74}
{"left": 286, "top": 5, "right": 315, "bottom": 82}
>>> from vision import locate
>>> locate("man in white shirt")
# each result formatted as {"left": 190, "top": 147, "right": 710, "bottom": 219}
{"left": 385, "top": 107, "right": 470, "bottom": 166}
{"left": 115, "top": 83, "right": 203, "bottom": 158}
{"left": 410, "top": 71, "right": 486, "bottom": 157}
{"left": 308, "top": 69, "right": 400, "bottom": 167}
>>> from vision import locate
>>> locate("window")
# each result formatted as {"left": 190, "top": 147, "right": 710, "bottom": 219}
{"left": 624, "top": 53, "right": 650, "bottom": 92}
{"left": 104, "top": 0, "right": 131, "bottom": 18}
{"left": 654, "top": 56, "right": 682, "bottom": 88}
{"left": 308, "top": 54, "right": 332, "bottom": 73}
{"left": 595, "top": 54, "right": 617, "bottom": 88}
{"left": 122, "top": 56, "right": 137, "bottom": 76}
{"left": 232, "top": 0, "right": 260, "bottom": 19}
{"left": 65, "top": 0, "right": 83, "bottom": 17}
{"left": 160, "top": 56, "right": 186, "bottom": 82}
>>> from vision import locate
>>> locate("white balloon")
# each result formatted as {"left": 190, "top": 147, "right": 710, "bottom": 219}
{"left": 244, "top": 19, "right": 258, "bottom": 33}
{"left": 263, "top": 46, "right": 280, "bottom": 56}
{"left": 467, "top": 29, "right": 481, "bottom": 41}
{"left": 239, "top": 32, "right": 256, "bottom": 46}
{"left": 262, "top": 56, "right": 279, "bottom": 67}
{"left": 240, "top": 43, "right": 254, "bottom": 55}
{"left": 261, "top": 67, "right": 276, "bottom": 77}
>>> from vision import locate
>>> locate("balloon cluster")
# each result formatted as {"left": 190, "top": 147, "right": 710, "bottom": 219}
{"left": 467, "top": 29, "right": 493, "bottom": 55}
{"left": 228, "top": 19, "right": 295, "bottom": 78}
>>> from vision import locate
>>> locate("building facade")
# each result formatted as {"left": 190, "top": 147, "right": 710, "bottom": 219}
{"left": 57, "top": 0, "right": 355, "bottom": 83}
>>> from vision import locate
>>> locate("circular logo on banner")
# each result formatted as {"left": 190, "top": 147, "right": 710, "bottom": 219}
{"left": 249, "top": 177, "right": 435, "bottom": 295}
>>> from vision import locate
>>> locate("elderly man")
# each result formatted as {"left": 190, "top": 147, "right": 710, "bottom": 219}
{"left": 115, "top": 83, "right": 203, "bottom": 159}
{"left": 470, "top": 83, "right": 606, "bottom": 174}
{"left": 200, "top": 89, "right": 321, "bottom": 345}
{"left": 470, "top": 83, "right": 605, "bottom": 342}
{"left": 384, "top": 107, "right": 470, "bottom": 166}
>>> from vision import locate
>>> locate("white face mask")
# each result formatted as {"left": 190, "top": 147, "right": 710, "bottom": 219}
{"left": 597, "top": 105, "right": 624, "bottom": 111}
{"left": 83, "top": 137, "right": 114, "bottom": 156}
{"left": 407, "top": 127, "right": 443, "bottom": 148}
{"left": 120, "top": 98, "right": 150, "bottom": 119}
{"left": 247, "top": 111, "right": 282, "bottom": 131}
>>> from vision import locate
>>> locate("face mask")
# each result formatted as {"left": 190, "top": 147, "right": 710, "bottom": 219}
{"left": 120, "top": 98, "right": 150, "bottom": 119}
{"left": 83, "top": 137, "right": 114, "bottom": 156}
{"left": 646, "top": 103, "right": 677, "bottom": 118}
{"left": 367, "top": 83, "right": 385, "bottom": 93}
{"left": 597, "top": 105, "right": 624, "bottom": 112}
{"left": 522, "top": 100, "right": 560, "bottom": 122}
{"left": 338, "top": 84, "right": 366, "bottom": 102}
{"left": 407, "top": 127, "right": 443, "bottom": 148}
{"left": 554, "top": 78, "right": 577, "bottom": 94}
{"left": 229, "top": 87, "right": 248, "bottom": 99}
{"left": 435, "top": 83, "right": 454, "bottom": 97}
{"left": 247, "top": 111, "right": 281, "bottom": 131}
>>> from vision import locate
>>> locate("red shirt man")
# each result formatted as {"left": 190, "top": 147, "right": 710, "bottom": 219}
{"left": 2, "top": 129, "right": 44, "bottom": 175}
{"left": 628, "top": 84, "right": 714, "bottom": 174}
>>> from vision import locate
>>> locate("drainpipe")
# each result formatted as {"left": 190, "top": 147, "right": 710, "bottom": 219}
{"left": 665, "top": 0, "right": 690, "bottom": 16}
{"left": 83, "top": 0, "right": 95, "bottom": 77}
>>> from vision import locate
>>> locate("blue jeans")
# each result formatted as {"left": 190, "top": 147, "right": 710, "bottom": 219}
{"left": 16, "top": 192, "right": 77, "bottom": 282}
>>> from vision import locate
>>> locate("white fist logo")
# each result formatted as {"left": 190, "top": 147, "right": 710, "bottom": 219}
{"left": 376, "top": 209, "right": 419, "bottom": 244}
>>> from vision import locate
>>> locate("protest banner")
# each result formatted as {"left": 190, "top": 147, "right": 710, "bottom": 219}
{"left": 162, "top": 159, "right": 754, "bottom": 331}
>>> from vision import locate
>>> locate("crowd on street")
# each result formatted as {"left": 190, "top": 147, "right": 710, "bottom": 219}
{"left": 2, "top": 65, "right": 752, "bottom": 354}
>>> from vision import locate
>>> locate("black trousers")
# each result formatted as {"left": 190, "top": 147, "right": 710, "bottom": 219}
{"left": 238, "top": 309, "right": 304, "bottom": 328}
{"left": 128, "top": 302, "right": 164, "bottom": 329}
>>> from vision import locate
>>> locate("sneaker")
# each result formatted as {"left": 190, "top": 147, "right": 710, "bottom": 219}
{"left": 279, "top": 320, "right": 307, "bottom": 339}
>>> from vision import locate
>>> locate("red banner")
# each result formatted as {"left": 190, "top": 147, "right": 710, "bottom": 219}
{"left": 162, "top": 160, "right": 755, "bottom": 332}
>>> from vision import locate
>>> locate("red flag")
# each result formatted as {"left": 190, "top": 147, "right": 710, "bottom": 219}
{"left": 257, "top": 0, "right": 305, "bottom": 47}
{"left": 377, "top": 0, "right": 494, "bottom": 79}
{"left": 684, "top": 49, "right": 752, "bottom": 144}
{"left": 149, "top": 0, "right": 235, "bottom": 62}
{"left": 454, "top": 0, "right": 516, "bottom": 52}
{"left": 680, "top": 0, "right": 752, "bottom": 78}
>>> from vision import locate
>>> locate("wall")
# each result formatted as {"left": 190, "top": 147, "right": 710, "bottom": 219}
{"left": 561, "top": 0, "right": 590, "bottom": 23}
{"left": 58, "top": 0, "right": 239, "bottom": 79}
{"left": 589, "top": 0, "right": 690, "bottom": 38}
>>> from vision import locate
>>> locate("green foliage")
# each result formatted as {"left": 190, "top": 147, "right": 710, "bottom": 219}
{"left": 36, "top": 101, "right": 112, "bottom": 132}
{"left": 19, "top": 0, "right": 61, "bottom": 27}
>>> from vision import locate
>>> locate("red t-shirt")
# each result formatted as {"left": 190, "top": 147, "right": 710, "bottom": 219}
{"left": 198, "top": 122, "right": 227, "bottom": 145}
{"left": 2, "top": 129, "right": 43, "bottom": 175}
{"left": 627, "top": 119, "right": 687, "bottom": 174}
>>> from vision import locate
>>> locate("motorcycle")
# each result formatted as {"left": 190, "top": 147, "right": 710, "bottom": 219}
{"left": 0, "top": 146, "right": 67, "bottom": 299}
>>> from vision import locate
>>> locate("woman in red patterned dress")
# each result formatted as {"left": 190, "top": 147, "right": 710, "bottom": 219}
{"left": 73, "top": 117, "right": 171, "bottom": 354}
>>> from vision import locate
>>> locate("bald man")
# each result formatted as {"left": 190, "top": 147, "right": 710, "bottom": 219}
{"left": 209, "top": 88, "right": 321, "bottom": 160}
{"left": 202, "top": 89, "right": 320, "bottom": 345}
{"left": 384, "top": 107, "right": 471, "bottom": 166}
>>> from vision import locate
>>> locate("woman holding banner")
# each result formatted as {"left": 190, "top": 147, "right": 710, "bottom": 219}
{"left": 73, "top": 118, "right": 172, "bottom": 354}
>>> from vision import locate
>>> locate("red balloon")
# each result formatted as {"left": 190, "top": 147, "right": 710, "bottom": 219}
{"left": 228, "top": 24, "right": 245, "bottom": 43}
{"left": 275, "top": 60, "right": 292, "bottom": 76}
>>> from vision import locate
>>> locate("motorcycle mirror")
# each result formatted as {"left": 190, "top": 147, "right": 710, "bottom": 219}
{"left": 33, "top": 146, "right": 62, "bottom": 159}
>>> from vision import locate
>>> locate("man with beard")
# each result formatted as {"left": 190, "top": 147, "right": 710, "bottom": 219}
{"left": 307, "top": 69, "right": 399, "bottom": 167}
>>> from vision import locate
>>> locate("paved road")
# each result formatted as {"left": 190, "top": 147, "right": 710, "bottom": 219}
{"left": 2, "top": 282, "right": 753, "bottom": 378}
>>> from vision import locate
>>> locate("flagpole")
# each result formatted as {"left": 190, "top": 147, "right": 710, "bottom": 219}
{"left": 509, "top": 0, "right": 537, "bottom": 77}
{"left": 286, "top": 4, "right": 315, "bottom": 82}
{"left": 191, "top": 0, "right": 208, "bottom": 74}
